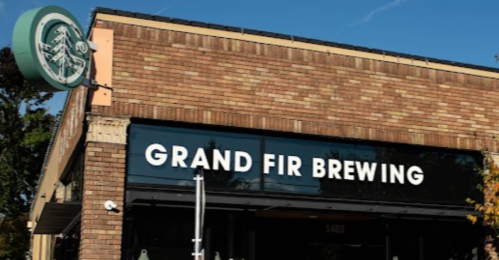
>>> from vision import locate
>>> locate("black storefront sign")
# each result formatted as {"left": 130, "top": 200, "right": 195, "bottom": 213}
{"left": 127, "top": 124, "right": 481, "bottom": 207}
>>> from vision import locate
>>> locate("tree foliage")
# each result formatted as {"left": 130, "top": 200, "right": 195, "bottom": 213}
{"left": 0, "top": 46, "right": 56, "bottom": 259}
{"left": 0, "top": 215, "right": 30, "bottom": 260}
{"left": 468, "top": 153, "right": 499, "bottom": 260}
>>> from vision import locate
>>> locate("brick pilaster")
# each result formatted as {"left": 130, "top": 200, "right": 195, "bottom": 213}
{"left": 80, "top": 115, "right": 130, "bottom": 260}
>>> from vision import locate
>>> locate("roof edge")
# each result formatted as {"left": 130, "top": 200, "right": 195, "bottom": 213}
{"left": 92, "top": 7, "right": 499, "bottom": 77}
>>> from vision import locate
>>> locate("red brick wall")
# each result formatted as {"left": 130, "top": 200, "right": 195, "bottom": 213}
{"left": 78, "top": 18, "right": 499, "bottom": 260}
{"left": 92, "top": 20, "right": 499, "bottom": 151}
{"left": 80, "top": 142, "right": 126, "bottom": 260}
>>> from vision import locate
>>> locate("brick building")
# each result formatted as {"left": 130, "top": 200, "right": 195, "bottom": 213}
{"left": 29, "top": 7, "right": 499, "bottom": 260}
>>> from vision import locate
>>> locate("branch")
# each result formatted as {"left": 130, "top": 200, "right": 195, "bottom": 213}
{"left": 0, "top": 156, "right": 35, "bottom": 193}
{"left": 0, "top": 148, "right": 7, "bottom": 162}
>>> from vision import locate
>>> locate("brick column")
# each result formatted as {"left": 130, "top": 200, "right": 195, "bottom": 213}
{"left": 80, "top": 115, "right": 130, "bottom": 260}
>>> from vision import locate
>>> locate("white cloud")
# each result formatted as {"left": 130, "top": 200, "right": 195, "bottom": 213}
{"left": 0, "top": 1, "right": 4, "bottom": 12}
{"left": 352, "top": 0, "right": 408, "bottom": 26}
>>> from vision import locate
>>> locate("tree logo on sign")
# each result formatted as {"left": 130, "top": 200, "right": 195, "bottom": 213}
{"left": 13, "top": 6, "right": 90, "bottom": 92}
{"left": 39, "top": 24, "right": 88, "bottom": 84}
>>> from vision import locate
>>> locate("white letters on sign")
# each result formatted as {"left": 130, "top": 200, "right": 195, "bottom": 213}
{"left": 145, "top": 143, "right": 167, "bottom": 166}
{"left": 144, "top": 144, "right": 425, "bottom": 185}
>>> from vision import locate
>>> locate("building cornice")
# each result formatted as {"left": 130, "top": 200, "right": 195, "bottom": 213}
{"left": 93, "top": 11, "right": 499, "bottom": 80}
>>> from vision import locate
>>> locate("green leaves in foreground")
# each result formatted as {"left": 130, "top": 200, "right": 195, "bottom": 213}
{"left": 0, "top": 46, "right": 56, "bottom": 260}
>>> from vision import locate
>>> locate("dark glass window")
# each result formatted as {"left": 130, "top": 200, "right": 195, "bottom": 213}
{"left": 123, "top": 207, "right": 253, "bottom": 260}
{"left": 63, "top": 155, "right": 83, "bottom": 202}
{"left": 264, "top": 136, "right": 481, "bottom": 205}
{"left": 54, "top": 223, "right": 80, "bottom": 260}
{"left": 128, "top": 124, "right": 481, "bottom": 206}
{"left": 128, "top": 125, "right": 261, "bottom": 191}
{"left": 122, "top": 207, "right": 194, "bottom": 260}
{"left": 122, "top": 208, "right": 483, "bottom": 260}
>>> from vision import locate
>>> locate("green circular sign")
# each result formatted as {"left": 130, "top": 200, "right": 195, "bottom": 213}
{"left": 13, "top": 6, "right": 90, "bottom": 92}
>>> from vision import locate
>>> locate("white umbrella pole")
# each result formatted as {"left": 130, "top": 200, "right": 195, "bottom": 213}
{"left": 193, "top": 169, "right": 204, "bottom": 260}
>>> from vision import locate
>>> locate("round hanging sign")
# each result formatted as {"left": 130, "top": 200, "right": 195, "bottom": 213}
{"left": 13, "top": 6, "right": 90, "bottom": 92}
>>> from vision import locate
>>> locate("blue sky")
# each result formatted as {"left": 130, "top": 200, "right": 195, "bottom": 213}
{"left": 0, "top": 0, "right": 498, "bottom": 114}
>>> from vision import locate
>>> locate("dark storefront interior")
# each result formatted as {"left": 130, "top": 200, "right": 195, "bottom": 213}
{"left": 122, "top": 206, "right": 482, "bottom": 260}
{"left": 123, "top": 123, "right": 484, "bottom": 260}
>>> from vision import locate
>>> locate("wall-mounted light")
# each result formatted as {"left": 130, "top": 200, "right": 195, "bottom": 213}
{"left": 104, "top": 200, "right": 117, "bottom": 211}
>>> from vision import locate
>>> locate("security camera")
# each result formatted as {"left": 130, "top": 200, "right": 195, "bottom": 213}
{"left": 104, "top": 200, "right": 117, "bottom": 211}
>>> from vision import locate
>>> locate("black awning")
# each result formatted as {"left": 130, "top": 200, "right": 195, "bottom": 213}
{"left": 33, "top": 202, "right": 81, "bottom": 234}
{"left": 126, "top": 188, "right": 476, "bottom": 219}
